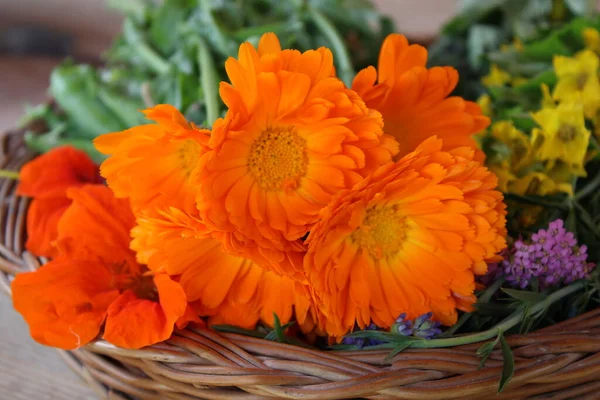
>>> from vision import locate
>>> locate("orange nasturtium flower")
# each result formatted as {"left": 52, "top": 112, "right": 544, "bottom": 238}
{"left": 12, "top": 185, "right": 196, "bottom": 350}
{"left": 196, "top": 33, "right": 398, "bottom": 279}
{"left": 304, "top": 137, "right": 507, "bottom": 339}
{"left": 352, "top": 34, "right": 489, "bottom": 160}
{"left": 131, "top": 207, "right": 316, "bottom": 332}
{"left": 94, "top": 104, "right": 210, "bottom": 214}
{"left": 16, "top": 146, "right": 102, "bottom": 257}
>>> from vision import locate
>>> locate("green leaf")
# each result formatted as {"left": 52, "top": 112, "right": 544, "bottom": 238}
{"left": 107, "top": 0, "right": 147, "bottom": 21}
{"left": 272, "top": 313, "right": 287, "bottom": 343}
{"left": 477, "top": 341, "right": 496, "bottom": 369}
{"left": 196, "top": 36, "right": 220, "bottom": 125}
{"left": 444, "top": 0, "right": 507, "bottom": 35}
{"left": 211, "top": 324, "right": 266, "bottom": 339}
{"left": 24, "top": 127, "right": 106, "bottom": 164}
{"left": 565, "top": 0, "right": 590, "bottom": 15}
{"left": 383, "top": 341, "right": 413, "bottom": 362}
{"left": 192, "top": 2, "right": 238, "bottom": 58}
{"left": 467, "top": 25, "right": 503, "bottom": 69}
{"left": 97, "top": 88, "right": 146, "bottom": 128}
{"left": 50, "top": 63, "right": 126, "bottom": 138}
{"left": 149, "top": 0, "right": 191, "bottom": 55}
{"left": 498, "top": 334, "right": 515, "bottom": 393}
{"left": 308, "top": 5, "right": 356, "bottom": 86}
{"left": 513, "top": 69, "right": 557, "bottom": 93}
{"left": 122, "top": 17, "right": 170, "bottom": 74}
{"left": 517, "top": 0, "right": 553, "bottom": 20}
{"left": 502, "top": 288, "right": 547, "bottom": 304}
{"left": 476, "top": 329, "right": 502, "bottom": 369}
{"left": 522, "top": 33, "right": 571, "bottom": 61}
{"left": 503, "top": 193, "right": 568, "bottom": 209}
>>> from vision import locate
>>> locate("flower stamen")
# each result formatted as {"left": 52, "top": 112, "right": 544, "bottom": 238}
{"left": 557, "top": 124, "right": 577, "bottom": 142}
{"left": 178, "top": 139, "right": 203, "bottom": 177}
{"left": 351, "top": 205, "right": 408, "bottom": 260}
{"left": 248, "top": 126, "right": 308, "bottom": 192}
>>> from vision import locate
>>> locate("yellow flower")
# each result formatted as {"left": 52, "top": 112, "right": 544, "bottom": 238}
{"left": 489, "top": 162, "right": 516, "bottom": 192}
{"left": 508, "top": 172, "right": 573, "bottom": 196}
{"left": 593, "top": 114, "right": 600, "bottom": 139}
{"left": 511, "top": 76, "right": 528, "bottom": 87}
{"left": 491, "top": 121, "right": 532, "bottom": 170}
{"left": 482, "top": 64, "right": 511, "bottom": 87}
{"left": 583, "top": 28, "right": 600, "bottom": 54}
{"left": 477, "top": 94, "right": 492, "bottom": 117}
{"left": 553, "top": 50, "right": 600, "bottom": 118}
{"left": 531, "top": 103, "right": 590, "bottom": 175}
{"left": 546, "top": 161, "right": 585, "bottom": 183}
{"left": 514, "top": 38, "right": 524, "bottom": 52}
{"left": 541, "top": 83, "right": 556, "bottom": 109}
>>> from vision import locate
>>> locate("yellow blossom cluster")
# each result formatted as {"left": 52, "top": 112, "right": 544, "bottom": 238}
{"left": 483, "top": 28, "right": 600, "bottom": 225}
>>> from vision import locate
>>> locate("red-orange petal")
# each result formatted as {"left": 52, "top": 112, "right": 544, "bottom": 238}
{"left": 11, "top": 258, "right": 119, "bottom": 350}
{"left": 103, "top": 274, "right": 187, "bottom": 349}
{"left": 24, "top": 197, "right": 70, "bottom": 258}
{"left": 55, "top": 185, "right": 138, "bottom": 272}
{"left": 17, "top": 146, "right": 101, "bottom": 198}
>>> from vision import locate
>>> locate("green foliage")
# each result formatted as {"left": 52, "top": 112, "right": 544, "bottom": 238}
{"left": 476, "top": 329, "right": 502, "bottom": 369}
{"left": 428, "top": 0, "right": 600, "bottom": 100}
{"left": 26, "top": 0, "right": 395, "bottom": 160}
{"left": 474, "top": 329, "right": 514, "bottom": 392}
{"left": 498, "top": 333, "right": 515, "bottom": 392}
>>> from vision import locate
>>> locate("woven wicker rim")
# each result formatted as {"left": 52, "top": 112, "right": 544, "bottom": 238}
{"left": 0, "top": 128, "right": 599, "bottom": 399}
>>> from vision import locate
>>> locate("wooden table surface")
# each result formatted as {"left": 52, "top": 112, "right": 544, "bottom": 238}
{"left": 0, "top": 1, "right": 458, "bottom": 398}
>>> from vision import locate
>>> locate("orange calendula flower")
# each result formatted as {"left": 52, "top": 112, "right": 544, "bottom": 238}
{"left": 16, "top": 146, "right": 102, "bottom": 257}
{"left": 197, "top": 33, "right": 398, "bottom": 278}
{"left": 94, "top": 104, "right": 210, "bottom": 213}
{"left": 352, "top": 34, "right": 490, "bottom": 160}
{"left": 12, "top": 185, "right": 194, "bottom": 350}
{"left": 305, "top": 137, "right": 507, "bottom": 339}
{"left": 131, "top": 207, "right": 315, "bottom": 332}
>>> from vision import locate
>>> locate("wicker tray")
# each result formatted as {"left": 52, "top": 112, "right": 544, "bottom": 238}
{"left": 1, "top": 127, "right": 600, "bottom": 400}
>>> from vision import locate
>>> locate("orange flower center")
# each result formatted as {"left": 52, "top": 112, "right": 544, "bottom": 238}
{"left": 248, "top": 126, "right": 308, "bottom": 192}
{"left": 351, "top": 205, "right": 408, "bottom": 260}
{"left": 130, "top": 274, "right": 159, "bottom": 302}
{"left": 110, "top": 262, "right": 159, "bottom": 301}
{"left": 178, "top": 139, "right": 203, "bottom": 177}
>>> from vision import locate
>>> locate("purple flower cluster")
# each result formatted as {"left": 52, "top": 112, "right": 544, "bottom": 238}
{"left": 392, "top": 312, "right": 441, "bottom": 340}
{"left": 488, "top": 220, "right": 595, "bottom": 289}
{"left": 342, "top": 313, "right": 442, "bottom": 348}
{"left": 341, "top": 323, "right": 384, "bottom": 349}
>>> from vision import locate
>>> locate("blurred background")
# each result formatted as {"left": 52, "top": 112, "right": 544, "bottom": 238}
{"left": 0, "top": 0, "right": 459, "bottom": 131}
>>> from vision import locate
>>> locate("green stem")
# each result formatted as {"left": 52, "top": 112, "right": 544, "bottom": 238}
{"left": 503, "top": 192, "right": 568, "bottom": 209}
{"left": 135, "top": 42, "right": 170, "bottom": 75}
{"left": 0, "top": 170, "right": 19, "bottom": 180}
{"left": 574, "top": 169, "right": 600, "bottom": 201}
{"left": 588, "top": 0, "right": 597, "bottom": 17}
{"left": 196, "top": 37, "right": 220, "bottom": 126}
{"left": 410, "top": 281, "right": 585, "bottom": 349}
{"left": 440, "top": 277, "right": 506, "bottom": 338}
{"left": 307, "top": 6, "right": 355, "bottom": 87}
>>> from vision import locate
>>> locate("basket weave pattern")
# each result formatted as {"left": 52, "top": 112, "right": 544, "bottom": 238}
{"left": 1, "top": 129, "right": 600, "bottom": 399}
